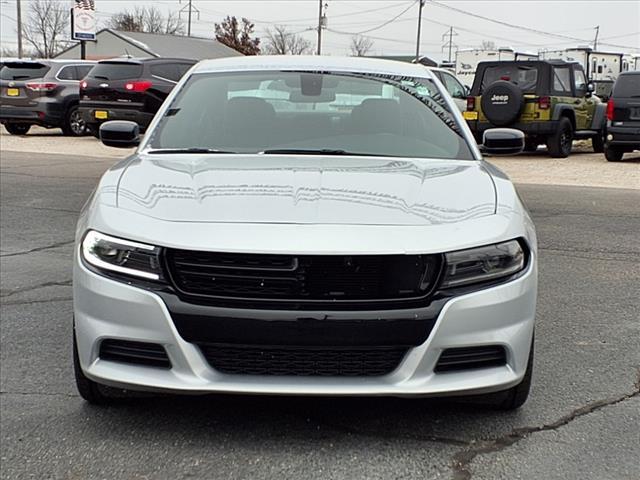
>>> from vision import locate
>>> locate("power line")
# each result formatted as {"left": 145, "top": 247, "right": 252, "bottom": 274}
{"left": 179, "top": 0, "right": 200, "bottom": 37}
{"left": 442, "top": 27, "right": 458, "bottom": 63}
{"left": 352, "top": 1, "right": 417, "bottom": 35}
{"left": 197, "top": 1, "right": 416, "bottom": 27}
{"left": 430, "top": 0, "right": 639, "bottom": 51}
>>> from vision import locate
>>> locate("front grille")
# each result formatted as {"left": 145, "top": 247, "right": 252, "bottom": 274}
{"left": 435, "top": 346, "right": 506, "bottom": 373}
{"left": 199, "top": 344, "right": 408, "bottom": 376}
{"left": 99, "top": 339, "right": 171, "bottom": 368}
{"left": 164, "top": 250, "right": 441, "bottom": 309}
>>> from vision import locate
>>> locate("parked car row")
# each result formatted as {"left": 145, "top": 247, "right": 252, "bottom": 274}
{"left": 0, "top": 57, "right": 196, "bottom": 137}
{"left": 2, "top": 57, "right": 638, "bottom": 161}
{"left": 461, "top": 59, "right": 639, "bottom": 161}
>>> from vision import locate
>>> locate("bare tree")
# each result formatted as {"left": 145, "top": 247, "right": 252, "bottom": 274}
{"left": 350, "top": 35, "right": 374, "bottom": 57}
{"left": 108, "top": 7, "right": 184, "bottom": 35}
{"left": 264, "top": 25, "right": 312, "bottom": 55}
{"left": 481, "top": 40, "right": 497, "bottom": 50}
{"left": 214, "top": 16, "right": 260, "bottom": 56}
{"left": 22, "top": 0, "right": 69, "bottom": 58}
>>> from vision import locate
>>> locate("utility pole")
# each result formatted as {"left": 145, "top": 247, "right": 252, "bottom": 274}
{"left": 16, "top": 0, "right": 23, "bottom": 58}
{"left": 317, "top": 1, "right": 327, "bottom": 55}
{"left": 415, "top": 0, "right": 426, "bottom": 63}
{"left": 593, "top": 25, "right": 599, "bottom": 51}
{"left": 441, "top": 26, "right": 458, "bottom": 63}
{"left": 179, "top": 0, "right": 200, "bottom": 37}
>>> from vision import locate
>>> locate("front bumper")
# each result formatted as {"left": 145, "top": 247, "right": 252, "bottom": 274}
{"left": 73, "top": 251, "right": 537, "bottom": 397}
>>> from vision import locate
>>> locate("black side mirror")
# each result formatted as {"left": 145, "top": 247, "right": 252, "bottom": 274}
{"left": 100, "top": 121, "right": 140, "bottom": 148}
{"left": 481, "top": 128, "right": 524, "bottom": 156}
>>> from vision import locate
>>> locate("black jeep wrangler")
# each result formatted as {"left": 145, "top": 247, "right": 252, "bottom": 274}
{"left": 463, "top": 60, "right": 607, "bottom": 158}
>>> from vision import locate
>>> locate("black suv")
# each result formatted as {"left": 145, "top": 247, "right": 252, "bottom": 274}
{"left": 604, "top": 71, "right": 640, "bottom": 162}
{"left": 464, "top": 60, "right": 607, "bottom": 157}
{"left": 1, "top": 60, "right": 95, "bottom": 136}
{"left": 80, "top": 58, "right": 196, "bottom": 135}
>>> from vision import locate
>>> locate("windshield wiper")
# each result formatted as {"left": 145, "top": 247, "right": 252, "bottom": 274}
{"left": 260, "top": 148, "right": 372, "bottom": 156}
{"left": 147, "top": 148, "right": 237, "bottom": 154}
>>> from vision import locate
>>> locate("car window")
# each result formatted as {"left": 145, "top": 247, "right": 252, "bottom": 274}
{"left": 76, "top": 65, "right": 93, "bottom": 80}
{"left": 552, "top": 67, "right": 572, "bottom": 95}
{"left": 57, "top": 65, "right": 76, "bottom": 80}
{"left": 440, "top": 72, "right": 466, "bottom": 99}
{"left": 613, "top": 74, "right": 640, "bottom": 97}
{"left": 0, "top": 62, "right": 51, "bottom": 80}
{"left": 89, "top": 63, "right": 143, "bottom": 80}
{"left": 151, "top": 64, "right": 179, "bottom": 82}
{"left": 481, "top": 65, "right": 538, "bottom": 94}
{"left": 574, "top": 69, "right": 587, "bottom": 92}
{"left": 176, "top": 64, "right": 192, "bottom": 79}
{"left": 148, "top": 71, "right": 473, "bottom": 160}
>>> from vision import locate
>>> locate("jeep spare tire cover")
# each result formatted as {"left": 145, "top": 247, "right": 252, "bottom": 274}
{"left": 481, "top": 81, "right": 525, "bottom": 126}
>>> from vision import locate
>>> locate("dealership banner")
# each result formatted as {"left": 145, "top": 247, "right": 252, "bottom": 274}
{"left": 71, "top": 0, "right": 96, "bottom": 41}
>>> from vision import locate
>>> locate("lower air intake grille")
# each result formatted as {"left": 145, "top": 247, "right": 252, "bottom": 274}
{"left": 435, "top": 346, "right": 506, "bottom": 373}
{"left": 200, "top": 344, "right": 407, "bottom": 376}
{"left": 99, "top": 339, "right": 171, "bottom": 369}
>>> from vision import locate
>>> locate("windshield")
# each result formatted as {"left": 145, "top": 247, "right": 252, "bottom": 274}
{"left": 89, "top": 63, "right": 142, "bottom": 80}
{"left": 0, "top": 62, "right": 50, "bottom": 80}
{"left": 481, "top": 65, "right": 539, "bottom": 94}
{"left": 147, "top": 71, "right": 474, "bottom": 160}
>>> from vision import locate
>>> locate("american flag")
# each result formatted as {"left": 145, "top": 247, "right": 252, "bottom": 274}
{"left": 74, "top": 0, "right": 95, "bottom": 10}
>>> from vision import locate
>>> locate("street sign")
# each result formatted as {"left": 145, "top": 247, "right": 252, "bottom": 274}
{"left": 71, "top": 0, "right": 96, "bottom": 41}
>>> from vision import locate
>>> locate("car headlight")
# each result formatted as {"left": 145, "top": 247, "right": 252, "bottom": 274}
{"left": 441, "top": 240, "right": 526, "bottom": 288}
{"left": 81, "top": 230, "right": 163, "bottom": 281}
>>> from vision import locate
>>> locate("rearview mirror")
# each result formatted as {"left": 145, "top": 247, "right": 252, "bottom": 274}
{"left": 100, "top": 121, "right": 140, "bottom": 148}
{"left": 481, "top": 128, "right": 524, "bottom": 156}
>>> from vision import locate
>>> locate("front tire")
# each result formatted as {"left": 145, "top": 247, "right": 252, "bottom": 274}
{"left": 547, "top": 117, "right": 573, "bottom": 158}
{"left": 62, "top": 105, "right": 87, "bottom": 136}
{"left": 73, "top": 331, "right": 113, "bottom": 405}
{"left": 604, "top": 145, "right": 624, "bottom": 162}
{"left": 475, "top": 337, "right": 534, "bottom": 410}
{"left": 4, "top": 123, "right": 31, "bottom": 135}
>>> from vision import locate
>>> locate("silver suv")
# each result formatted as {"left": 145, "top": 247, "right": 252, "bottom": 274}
{"left": 0, "top": 59, "right": 95, "bottom": 136}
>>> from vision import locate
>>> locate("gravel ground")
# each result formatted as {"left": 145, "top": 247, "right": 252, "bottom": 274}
{"left": 1, "top": 126, "right": 638, "bottom": 190}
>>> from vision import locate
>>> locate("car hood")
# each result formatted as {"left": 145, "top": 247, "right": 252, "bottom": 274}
{"left": 115, "top": 155, "right": 496, "bottom": 226}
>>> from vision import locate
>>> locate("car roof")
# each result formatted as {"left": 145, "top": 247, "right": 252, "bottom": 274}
{"left": 97, "top": 57, "right": 196, "bottom": 65}
{"left": 2, "top": 59, "right": 95, "bottom": 65}
{"left": 478, "top": 59, "right": 574, "bottom": 66}
{"left": 193, "top": 55, "right": 437, "bottom": 79}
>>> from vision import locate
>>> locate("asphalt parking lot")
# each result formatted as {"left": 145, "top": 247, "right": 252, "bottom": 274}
{"left": 1, "top": 135, "right": 639, "bottom": 479}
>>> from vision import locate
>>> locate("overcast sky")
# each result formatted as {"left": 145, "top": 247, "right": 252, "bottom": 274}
{"left": 1, "top": 0, "right": 639, "bottom": 60}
